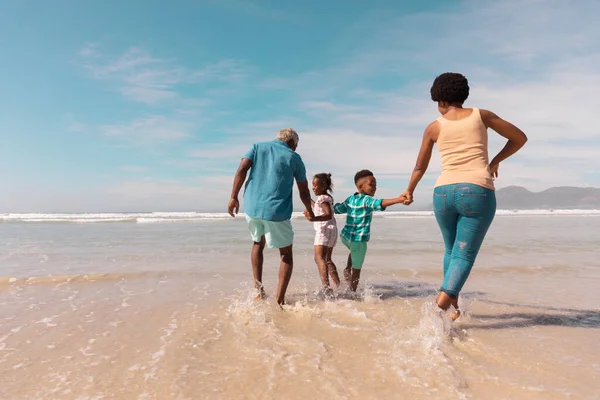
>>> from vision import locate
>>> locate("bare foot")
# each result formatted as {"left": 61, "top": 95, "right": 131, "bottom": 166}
{"left": 322, "top": 287, "right": 334, "bottom": 298}
{"left": 254, "top": 288, "right": 266, "bottom": 301}
{"left": 451, "top": 309, "right": 461, "bottom": 321}
{"left": 343, "top": 266, "right": 352, "bottom": 282}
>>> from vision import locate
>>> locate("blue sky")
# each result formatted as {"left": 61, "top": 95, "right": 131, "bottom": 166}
{"left": 1, "top": 0, "right": 598, "bottom": 212}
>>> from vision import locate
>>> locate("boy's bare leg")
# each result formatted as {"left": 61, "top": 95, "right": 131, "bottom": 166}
{"left": 314, "top": 245, "right": 331, "bottom": 289}
{"left": 344, "top": 253, "right": 352, "bottom": 282}
{"left": 349, "top": 268, "right": 361, "bottom": 292}
{"left": 326, "top": 247, "right": 340, "bottom": 287}
{"left": 251, "top": 237, "right": 266, "bottom": 299}
{"left": 276, "top": 245, "right": 293, "bottom": 305}
{"left": 436, "top": 292, "right": 460, "bottom": 320}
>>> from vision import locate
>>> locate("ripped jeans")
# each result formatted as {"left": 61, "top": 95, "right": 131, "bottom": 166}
{"left": 433, "top": 183, "right": 496, "bottom": 298}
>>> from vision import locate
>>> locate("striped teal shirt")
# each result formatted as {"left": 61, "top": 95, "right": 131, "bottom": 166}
{"left": 333, "top": 193, "right": 385, "bottom": 242}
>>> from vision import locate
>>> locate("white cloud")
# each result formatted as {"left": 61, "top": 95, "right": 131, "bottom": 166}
{"left": 248, "top": 0, "right": 600, "bottom": 194}
{"left": 102, "top": 177, "right": 229, "bottom": 211}
{"left": 120, "top": 85, "right": 177, "bottom": 104}
{"left": 299, "top": 128, "right": 437, "bottom": 174}
{"left": 45, "top": 1, "right": 599, "bottom": 212}
{"left": 188, "top": 144, "right": 251, "bottom": 160}
{"left": 101, "top": 115, "right": 191, "bottom": 143}
{"left": 78, "top": 42, "right": 99, "bottom": 58}
{"left": 217, "top": 119, "right": 301, "bottom": 137}
{"left": 200, "top": 0, "right": 293, "bottom": 20}
{"left": 74, "top": 44, "right": 253, "bottom": 152}
{"left": 290, "top": 75, "right": 600, "bottom": 193}
{"left": 120, "top": 166, "right": 149, "bottom": 173}
{"left": 79, "top": 45, "right": 249, "bottom": 105}
{"left": 68, "top": 122, "right": 88, "bottom": 133}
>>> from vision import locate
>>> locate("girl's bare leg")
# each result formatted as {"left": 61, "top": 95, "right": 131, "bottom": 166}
{"left": 314, "top": 245, "right": 330, "bottom": 289}
{"left": 326, "top": 247, "right": 340, "bottom": 287}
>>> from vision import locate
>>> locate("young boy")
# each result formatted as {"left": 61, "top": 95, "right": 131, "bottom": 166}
{"left": 334, "top": 169, "right": 407, "bottom": 292}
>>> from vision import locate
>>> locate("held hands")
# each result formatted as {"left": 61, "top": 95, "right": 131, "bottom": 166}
{"left": 303, "top": 209, "right": 315, "bottom": 221}
{"left": 400, "top": 190, "right": 414, "bottom": 206}
{"left": 227, "top": 198, "right": 239, "bottom": 217}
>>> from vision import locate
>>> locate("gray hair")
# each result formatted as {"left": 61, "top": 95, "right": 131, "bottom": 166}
{"left": 276, "top": 128, "right": 299, "bottom": 147}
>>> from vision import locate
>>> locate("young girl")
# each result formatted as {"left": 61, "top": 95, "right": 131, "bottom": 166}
{"left": 304, "top": 173, "right": 340, "bottom": 294}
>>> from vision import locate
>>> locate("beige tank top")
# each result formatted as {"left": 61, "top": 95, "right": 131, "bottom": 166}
{"left": 434, "top": 108, "right": 495, "bottom": 190}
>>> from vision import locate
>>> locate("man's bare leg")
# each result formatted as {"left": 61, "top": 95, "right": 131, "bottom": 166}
{"left": 326, "top": 247, "right": 340, "bottom": 287}
{"left": 436, "top": 291, "right": 460, "bottom": 320}
{"left": 251, "top": 237, "right": 266, "bottom": 299}
{"left": 276, "top": 245, "right": 293, "bottom": 305}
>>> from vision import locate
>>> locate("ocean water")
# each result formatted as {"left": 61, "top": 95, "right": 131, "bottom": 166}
{"left": 1, "top": 211, "right": 599, "bottom": 399}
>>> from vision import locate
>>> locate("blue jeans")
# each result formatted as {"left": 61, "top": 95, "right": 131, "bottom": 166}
{"left": 433, "top": 183, "right": 496, "bottom": 298}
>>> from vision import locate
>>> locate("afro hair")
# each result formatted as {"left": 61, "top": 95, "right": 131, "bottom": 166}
{"left": 430, "top": 73, "right": 470, "bottom": 103}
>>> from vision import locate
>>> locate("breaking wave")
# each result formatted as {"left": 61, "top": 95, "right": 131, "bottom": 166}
{"left": 1, "top": 209, "right": 599, "bottom": 223}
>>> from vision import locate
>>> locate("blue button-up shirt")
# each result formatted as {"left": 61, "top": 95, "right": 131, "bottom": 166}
{"left": 243, "top": 140, "right": 307, "bottom": 221}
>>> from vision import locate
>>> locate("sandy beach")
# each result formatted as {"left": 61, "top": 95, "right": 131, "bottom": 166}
{"left": 1, "top": 212, "right": 599, "bottom": 399}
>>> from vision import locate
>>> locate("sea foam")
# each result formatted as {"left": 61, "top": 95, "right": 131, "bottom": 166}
{"left": 1, "top": 209, "right": 599, "bottom": 223}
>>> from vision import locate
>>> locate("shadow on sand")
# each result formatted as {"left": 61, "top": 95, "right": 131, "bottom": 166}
{"left": 465, "top": 310, "right": 600, "bottom": 329}
{"left": 464, "top": 299, "right": 600, "bottom": 330}
{"left": 369, "top": 281, "right": 485, "bottom": 301}
{"left": 370, "top": 282, "right": 600, "bottom": 330}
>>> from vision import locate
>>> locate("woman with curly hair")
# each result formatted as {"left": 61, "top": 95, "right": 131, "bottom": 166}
{"left": 401, "top": 73, "right": 528, "bottom": 319}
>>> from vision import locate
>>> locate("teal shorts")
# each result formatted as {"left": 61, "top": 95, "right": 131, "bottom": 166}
{"left": 341, "top": 237, "right": 368, "bottom": 269}
{"left": 246, "top": 216, "right": 294, "bottom": 249}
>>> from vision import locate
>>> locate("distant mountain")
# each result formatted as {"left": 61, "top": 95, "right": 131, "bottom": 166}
{"left": 495, "top": 186, "right": 600, "bottom": 209}
{"left": 417, "top": 186, "right": 600, "bottom": 210}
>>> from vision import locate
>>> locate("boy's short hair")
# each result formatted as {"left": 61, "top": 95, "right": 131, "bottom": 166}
{"left": 354, "top": 169, "right": 374, "bottom": 184}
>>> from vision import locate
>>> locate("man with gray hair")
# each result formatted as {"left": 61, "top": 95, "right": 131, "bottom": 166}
{"left": 228, "top": 128, "right": 314, "bottom": 305}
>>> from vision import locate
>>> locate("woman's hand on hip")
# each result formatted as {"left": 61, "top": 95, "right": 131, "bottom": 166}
{"left": 489, "top": 161, "right": 499, "bottom": 180}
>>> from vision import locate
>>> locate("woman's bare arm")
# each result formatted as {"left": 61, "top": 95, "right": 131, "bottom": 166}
{"left": 402, "top": 121, "right": 438, "bottom": 204}
{"left": 481, "top": 110, "right": 528, "bottom": 177}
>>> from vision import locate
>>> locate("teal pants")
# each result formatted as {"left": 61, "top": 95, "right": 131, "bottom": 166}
{"left": 341, "top": 237, "right": 367, "bottom": 269}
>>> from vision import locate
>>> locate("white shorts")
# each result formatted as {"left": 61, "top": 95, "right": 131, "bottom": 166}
{"left": 314, "top": 225, "right": 338, "bottom": 247}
